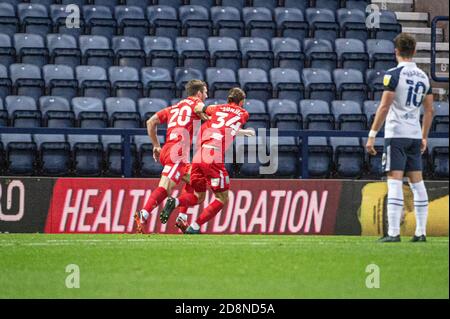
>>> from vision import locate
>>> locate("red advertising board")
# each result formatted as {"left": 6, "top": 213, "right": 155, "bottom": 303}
{"left": 45, "top": 178, "right": 342, "bottom": 234}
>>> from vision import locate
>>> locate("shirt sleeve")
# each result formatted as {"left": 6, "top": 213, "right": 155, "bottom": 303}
{"left": 427, "top": 83, "right": 433, "bottom": 95}
{"left": 205, "top": 105, "right": 217, "bottom": 116}
{"left": 155, "top": 107, "right": 169, "bottom": 124}
{"left": 383, "top": 67, "right": 402, "bottom": 92}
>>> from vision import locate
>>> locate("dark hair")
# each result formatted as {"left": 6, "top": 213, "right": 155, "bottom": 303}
{"left": 394, "top": 33, "right": 416, "bottom": 58}
{"left": 185, "top": 79, "right": 207, "bottom": 97}
{"left": 227, "top": 87, "right": 246, "bottom": 104}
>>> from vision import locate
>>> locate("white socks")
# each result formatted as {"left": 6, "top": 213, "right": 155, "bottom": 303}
{"left": 387, "top": 179, "right": 403, "bottom": 237}
{"left": 177, "top": 213, "right": 187, "bottom": 221}
{"left": 190, "top": 222, "right": 200, "bottom": 230}
{"left": 139, "top": 209, "right": 149, "bottom": 222}
{"left": 409, "top": 181, "right": 429, "bottom": 236}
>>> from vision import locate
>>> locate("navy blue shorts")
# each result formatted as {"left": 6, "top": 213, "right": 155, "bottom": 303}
{"left": 382, "top": 138, "right": 422, "bottom": 172}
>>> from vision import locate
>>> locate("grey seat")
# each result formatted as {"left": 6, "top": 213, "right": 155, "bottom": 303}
{"left": 271, "top": 37, "right": 304, "bottom": 72}
{"left": 109, "top": 66, "right": 142, "bottom": 100}
{"left": 46, "top": 33, "right": 81, "bottom": 68}
{"left": 141, "top": 67, "right": 175, "bottom": 101}
{"left": 79, "top": 35, "right": 114, "bottom": 69}
{"left": 176, "top": 37, "right": 210, "bottom": 74}
{"left": 68, "top": 134, "right": 104, "bottom": 176}
{"left": 9, "top": 63, "right": 44, "bottom": 101}
{"left": 238, "top": 68, "right": 272, "bottom": 102}
{"left": 14, "top": 33, "right": 49, "bottom": 67}
{"left": 105, "top": 97, "right": 140, "bottom": 128}
{"left": 112, "top": 36, "right": 146, "bottom": 69}
{"left": 208, "top": 36, "right": 241, "bottom": 73}
{"left": 333, "top": 68, "right": 367, "bottom": 104}
{"left": 144, "top": 36, "right": 177, "bottom": 74}
{"left": 39, "top": 96, "right": 74, "bottom": 128}
{"left": 302, "top": 68, "right": 336, "bottom": 104}
{"left": 138, "top": 98, "right": 168, "bottom": 123}
{"left": 43, "top": 64, "right": 77, "bottom": 100}
{"left": 206, "top": 67, "right": 238, "bottom": 99}
{"left": 75, "top": 65, "right": 110, "bottom": 100}
{"left": 331, "top": 100, "right": 366, "bottom": 131}
{"left": 270, "top": 68, "right": 304, "bottom": 103}
{"left": 71, "top": 97, "right": 107, "bottom": 128}
{"left": 300, "top": 99, "right": 334, "bottom": 130}
{"left": 5, "top": 95, "right": 41, "bottom": 127}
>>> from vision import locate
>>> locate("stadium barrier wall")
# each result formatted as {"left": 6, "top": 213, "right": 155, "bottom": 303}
{"left": 0, "top": 177, "right": 448, "bottom": 236}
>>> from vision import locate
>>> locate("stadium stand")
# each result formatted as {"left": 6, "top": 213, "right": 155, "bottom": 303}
{"left": 0, "top": 0, "right": 447, "bottom": 179}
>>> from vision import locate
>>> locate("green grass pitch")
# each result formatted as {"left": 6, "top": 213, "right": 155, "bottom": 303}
{"left": 0, "top": 234, "right": 448, "bottom": 299}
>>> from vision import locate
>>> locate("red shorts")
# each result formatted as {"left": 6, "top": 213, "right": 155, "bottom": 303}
{"left": 159, "top": 143, "right": 190, "bottom": 184}
{"left": 189, "top": 148, "right": 230, "bottom": 193}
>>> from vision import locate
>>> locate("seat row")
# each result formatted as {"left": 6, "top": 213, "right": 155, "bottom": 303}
{"left": 1, "top": 95, "right": 448, "bottom": 134}
{"left": 0, "top": 63, "right": 396, "bottom": 103}
{"left": 0, "top": 133, "right": 447, "bottom": 179}
{"left": 0, "top": 2, "right": 400, "bottom": 42}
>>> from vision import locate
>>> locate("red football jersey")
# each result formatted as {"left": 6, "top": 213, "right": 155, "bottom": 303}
{"left": 156, "top": 97, "right": 202, "bottom": 147}
{"left": 200, "top": 103, "right": 249, "bottom": 155}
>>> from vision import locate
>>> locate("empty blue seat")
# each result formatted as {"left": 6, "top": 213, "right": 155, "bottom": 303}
{"left": 211, "top": 6, "right": 244, "bottom": 41}
{"left": 252, "top": 0, "right": 278, "bottom": 10}
{"left": 240, "top": 37, "right": 273, "bottom": 73}
{"left": 68, "top": 134, "right": 103, "bottom": 176}
{"left": 115, "top": 6, "right": 149, "bottom": 40}
{"left": 179, "top": 5, "right": 212, "bottom": 41}
{"left": 238, "top": 68, "right": 272, "bottom": 102}
{"left": 365, "top": 69, "right": 385, "bottom": 100}
{"left": 275, "top": 7, "right": 308, "bottom": 42}
{"left": 284, "top": 0, "right": 309, "bottom": 11}
{"left": 316, "top": 0, "right": 340, "bottom": 11}
{"left": 92, "top": 0, "right": 121, "bottom": 12}
{"left": 5, "top": 95, "right": 41, "bottom": 127}
{"left": 47, "top": 34, "right": 81, "bottom": 68}
{"left": 270, "top": 68, "right": 304, "bottom": 103}
{"left": 242, "top": 7, "right": 276, "bottom": 41}
{"left": 34, "top": 134, "right": 70, "bottom": 176}
{"left": 176, "top": 37, "right": 210, "bottom": 74}
{"left": 175, "top": 67, "right": 204, "bottom": 97}
{"left": 271, "top": 136, "right": 300, "bottom": 178}
{"left": 105, "top": 97, "right": 140, "bottom": 128}
{"left": 361, "top": 137, "right": 384, "bottom": 177}
{"left": 39, "top": 96, "right": 74, "bottom": 128}
{"left": 206, "top": 68, "right": 238, "bottom": 99}
{"left": 0, "top": 64, "right": 12, "bottom": 100}
{"left": 432, "top": 101, "right": 449, "bottom": 133}
{"left": 109, "top": 66, "right": 142, "bottom": 100}
{"left": 366, "top": 39, "right": 396, "bottom": 70}
{"left": 307, "top": 136, "right": 332, "bottom": 178}
{"left": 43, "top": 64, "right": 77, "bottom": 101}
{"left": 375, "top": 10, "right": 402, "bottom": 41}
{"left": 242, "top": 99, "right": 269, "bottom": 130}
{"left": 188, "top": 0, "right": 216, "bottom": 9}
{"left": 9, "top": 63, "right": 45, "bottom": 101}
{"left": 72, "top": 97, "right": 107, "bottom": 128}
{"left": 1, "top": 133, "right": 37, "bottom": 175}
{"left": 18, "top": 3, "right": 52, "bottom": 37}
{"left": 153, "top": 0, "right": 184, "bottom": 9}
{"left": 331, "top": 100, "right": 366, "bottom": 131}
{"left": 14, "top": 33, "right": 49, "bottom": 67}
{"left": 79, "top": 35, "right": 114, "bottom": 69}
{"left": 271, "top": 37, "right": 305, "bottom": 72}
{"left": 135, "top": 134, "right": 164, "bottom": 177}
{"left": 101, "top": 134, "right": 137, "bottom": 177}
{"left": 346, "top": 0, "right": 369, "bottom": 11}
{"left": 0, "top": 3, "right": 19, "bottom": 37}
{"left": 83, "top": 5, "right": 116, "bottom": 39}
{"left": 138, "top": 98, "right": 168, "bottom": 123}
{"left": 304, "top": 38, "right": 337, "bottom": 73}
{"left": 112, "top": 36, "right": 146, "bottom": 70}
{"left": 208, "top": 37, "right": 241, "bottom": 73}
{"left": 141, "top": 67, "right": 175, "bottom": 101}
{"left": 235, "top": 135, "right": 265, "bottom": 177}
{"left": 75, "top": 65, "right": 111, "bottom": 100}
{"left": 330, "top": 137, "right": 364, "bottom": 178}
{"left": 302, "top": 68, "right": 336, "bottom": 104}
{"left": 147, "top": 5, "right": 181, "bottom": 42}
{"left": 335, "top": 38, "right": 368, "bottom": 73}
{"left": 0, "top": 97, "right": 7, "bottom": 127}
{"left": 144, "top": 36, "right": 177, "bottom": 74}
{"left": 300, "top": 99, "right": 334, "bottom": 130}
{"left": 267, "top": 99, "right": 302, "bottom": 130}
{"left": 428, "top": 138, "right": 449, "bottom": 178}
{"left": 333, "top": 68, "right": 367, "bottom": 104}
{"left": 50, "top": 4, "right": 85, "bottom": 38}
{"left": 0, "top": 33, "right": 15, "bottom": 68}
{"left": 363, "top": 100, "right": 381, "bottom": 129}
{"left": 306, "top": 8, "right": 339, "bottom": 42}
{"left": 337, "top": 8, "right": 368, "bottom": 42}
{"left": 220, "top": 0, "right": 246, "bottom": 10}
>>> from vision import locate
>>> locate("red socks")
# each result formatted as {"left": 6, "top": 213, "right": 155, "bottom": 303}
{"left": 143, "top": 186, "right": 168, "bottom": 212}
{"left": 197, "top": 200, "right": 224, "bottom": 226}
{"left": 178, "top": 183, "right": 198, "bottom": 208}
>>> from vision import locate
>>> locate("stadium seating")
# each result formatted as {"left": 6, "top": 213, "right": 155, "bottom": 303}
{"left": 1, "top": 0, "right": 444, "bottom": 180}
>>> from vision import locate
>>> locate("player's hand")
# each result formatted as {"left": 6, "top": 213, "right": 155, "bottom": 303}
{"left": 365, "top": 137, "right": 377, "bottom": 156}
{"left": 198, "top": 112, "right": 211, "bottom": 122}
{"left": 243, "top": 128, "right": 256, "bottom": 137}
{"left": 153, "top": 146, "right": 162, "bottom": 162}
{"left": 420, "top": 138, "right": 427, "bottom": 154}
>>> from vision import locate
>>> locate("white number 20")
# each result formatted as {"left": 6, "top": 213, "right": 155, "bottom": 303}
{"left": 168, "top": 105, "right": 192, "bottom": 128}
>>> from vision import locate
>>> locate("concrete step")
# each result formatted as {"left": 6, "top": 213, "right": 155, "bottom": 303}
{"left": 402, "top": 26, "right": 445, "bottom": 42}
{"left": 371, "top": 0, "right": 414, "bottom": 12}
{"left": 413, "top": 57, "right": 449, "bottom": 79}
{"left": 396, "top": 12, "right": 429, "bottom": 27}
{"left": 415, "top": 42, "right": 449, "bottom": 59}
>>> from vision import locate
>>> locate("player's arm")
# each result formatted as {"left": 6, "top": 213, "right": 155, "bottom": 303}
{"left": 420, "top": 93, "right": 435, "bottom": 153}
{"left": 365, "top": 91, "right": 396, "bottom": 155}
{"left": 236, "top": 128, "right": 256, "bottom": 137}
{"left": 146, "top": 113, "right": 162, "bottom": 161}
{"left": 194, "top": 102, "right": 211, "bottom": 121}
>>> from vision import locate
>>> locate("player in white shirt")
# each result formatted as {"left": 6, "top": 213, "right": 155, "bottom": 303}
{"left": 366, "top": 33, "right": 435, "bottom": 243}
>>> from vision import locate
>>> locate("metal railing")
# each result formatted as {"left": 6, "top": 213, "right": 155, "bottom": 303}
{"left": 431, "top": 16, "right": 449, "bottom": 83}
{"left": 0, "top": 127, "right": 446, "bottom": 178}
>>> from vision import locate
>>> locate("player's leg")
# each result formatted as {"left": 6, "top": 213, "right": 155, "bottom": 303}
{"left": 379, "top": 138, "right": 406, "bottom": 242}
{"left": 406, "top": 139, "right": 428, "bottom": 242}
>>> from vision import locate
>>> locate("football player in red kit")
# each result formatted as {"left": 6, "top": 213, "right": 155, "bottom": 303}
{"left": 161, "top": 88, "right": 255, "bottom": 234}
{"left": 134, "top": 80, "right": 209, "bottom": 234}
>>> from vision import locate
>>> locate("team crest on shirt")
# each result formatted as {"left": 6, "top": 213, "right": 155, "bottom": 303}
{"left": 383, "top": 74, "right": 392, "bottom": 86}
